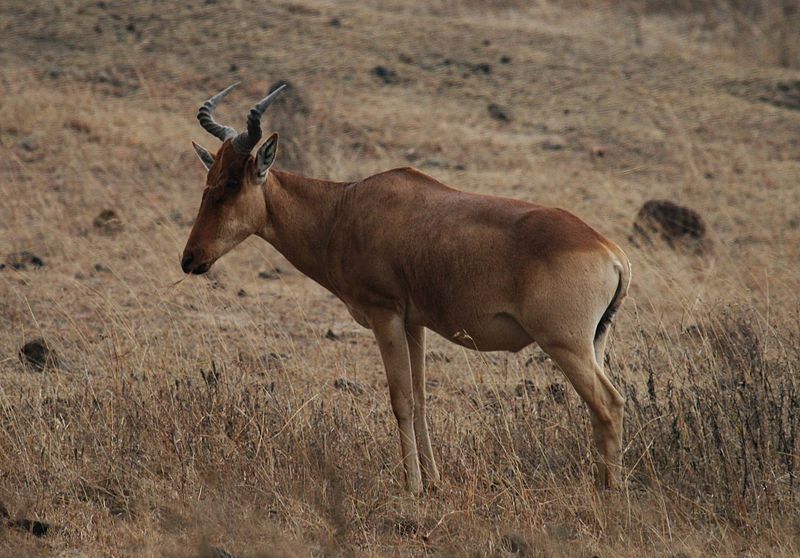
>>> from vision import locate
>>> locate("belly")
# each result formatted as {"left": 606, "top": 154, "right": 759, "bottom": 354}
{"left": 409, "top": 306, "right": 533, "bottom": 352}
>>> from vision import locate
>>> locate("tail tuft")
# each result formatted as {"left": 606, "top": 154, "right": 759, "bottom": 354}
{"left": 595, "top": 270, "right": 624, "bottom": 342}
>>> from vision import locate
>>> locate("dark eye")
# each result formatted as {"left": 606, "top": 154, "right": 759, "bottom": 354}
{"left": 225, "top": 179, "right": 241, "bottom": 192}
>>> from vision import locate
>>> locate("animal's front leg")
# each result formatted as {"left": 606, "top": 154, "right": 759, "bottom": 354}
{"left": 369, "top": 309, "right": 423, "bottom": 495}
{"left": 406, "top": 324, "right": 440, "bottom": 490}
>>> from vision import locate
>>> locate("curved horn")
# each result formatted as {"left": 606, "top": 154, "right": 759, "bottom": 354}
{"left": 232, "top": 83, "right": 287, "bottom": 155}
{"left": 197, "top": 82, "right": 239, "bottom": 142}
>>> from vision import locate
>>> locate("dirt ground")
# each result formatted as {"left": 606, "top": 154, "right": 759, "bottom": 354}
{"left": 1, "top": 1, "right": 799, "bottom": 556}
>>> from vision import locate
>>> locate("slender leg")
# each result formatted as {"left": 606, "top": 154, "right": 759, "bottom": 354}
{"left": 405, "top": 324, "right": 440, "bottom": 489}
{"left": 542, "top": 342, "right": 625, "bottom": 489}
{"left": 369, "top": 310, "right": 423, "bottom": 494}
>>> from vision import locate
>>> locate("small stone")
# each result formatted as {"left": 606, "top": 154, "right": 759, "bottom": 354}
{"left": 333, "top": 378, "right": 365, "bottom": 395}
{"left": 6, "top": 251, "right": 45, "bottom": 270}
{"left": 325, "top": 329, "right": 340, "bottom": 340}
{"left": 93, "top": 209, "right": 123, "bottom": 236}
{"left": 547, "top": 383, "right": 566, "bottom": 404}
{"left": 19, "top": 137, "right": 38, "bottom": 151}
{"left": 473, "top": 62, "right": 492, "bottom": 74}
{"left": 372, "top": 66, "right": 398, "bottom": 85}
{"left": 94, "top": 263, "right": 111, "bottom": 273}
{"left": 237, "top": 289, "right": 247, "bottom": 297}
{"left": 515, "top": 379, "right": 537, "bottom": 397}
{"left": 328, "top": 17, "right": 341, "bottom": 27}
{"left": 541, "top": 136, "right": 565, "bottom": 150}
{"left": 500, "top": 55, "right": 511, "bottom": 64}
{"left": 488, "top": 103, "right": 510, "bottom": 122}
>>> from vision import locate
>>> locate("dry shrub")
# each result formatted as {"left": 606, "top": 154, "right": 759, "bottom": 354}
{"left": 620, "top": 306, "right": 799, "bottom": 525}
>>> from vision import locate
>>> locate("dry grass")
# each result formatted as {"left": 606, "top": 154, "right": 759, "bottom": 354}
{"left": 1, "top": 0, "right": 799, "bottom": 556}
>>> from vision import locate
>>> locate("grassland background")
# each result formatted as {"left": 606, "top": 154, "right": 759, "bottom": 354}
{"left": 0, "top": 0, "right": 799, "bottom": 556}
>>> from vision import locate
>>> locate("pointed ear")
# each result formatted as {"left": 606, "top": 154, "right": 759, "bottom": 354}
{"left": 192, "top": 141, "right": 215, "bottom": 171}
{"left": 255, "top": 133, "right": 279, "bottom": 180}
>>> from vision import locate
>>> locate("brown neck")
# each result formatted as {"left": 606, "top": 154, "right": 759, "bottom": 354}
{"left": 257, "top": 169, "right": 346, "bottom": 289}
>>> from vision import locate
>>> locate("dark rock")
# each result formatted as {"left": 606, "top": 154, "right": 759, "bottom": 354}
{"left": 9, "top": 519, "right": 58, "bottom": 537}
{"left": 547, "top": 383, "right": 567, "bottom": 404}
{"left": 488, "top": 103, "right": 510, "bottom": 122}
{"left": 541, "top": 136, "right": 565, "bottom": 150}
{"left": 473, "top": 62, "right": 492, "bottom": 74}
{"left": 499, "top": 533, "right": 530, "bottom": 556}
{"left": 333, "top": 378, "right": 365, "bottom": 395}
{"left": 94, "top": 263, "right": 111, "bottom": 273}
{"left": 500, "top": 55, "right": 511, "bottom": 64}
{"left": 325, "top": 329, "right": 340, "bottom": 341}
{"left": 328, "top": 17, "right": 341, "bottom": 27}
{"left": 258, "top": 270, "right": 279, "bottom": 280}
{"left": 632, "top": 200, "right": 709, "bottom": 253}
{"left": 515, "top": 379, "right": 537, "bottom": 397}
{"left": 19, "top": 338, "right": 60, "bottom": 371}
{"left": 420, "top": 158, "right": 447, "bottom": 169}
{"left": 237, "top": 289, "right": 247, "bottom": 297}
{"left": 18, "top": 137, "right": 38, "bottom": 151}
{"left": 5, "top": 251, "right": 44, "bottom": 270}
{"left": 93, "top": 209, "right": 123, "bottom": 235}
{"left": 372, "top": 66, "right": 399, "bottom": 85}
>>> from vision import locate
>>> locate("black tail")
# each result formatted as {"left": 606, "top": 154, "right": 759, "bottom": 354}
{"left": 595, "top": 270, "right": 624, "bottom": 342}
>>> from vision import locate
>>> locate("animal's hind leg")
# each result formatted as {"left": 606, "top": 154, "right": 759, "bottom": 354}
{"left": 593, "top": 327, "right": 610, "bottom": 372}
{"left": 540, "top": 340, "right": 625, "bottom": 489}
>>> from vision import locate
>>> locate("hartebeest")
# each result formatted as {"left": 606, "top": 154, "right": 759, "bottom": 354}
{"left": 181, "top": 83, "right": 632, "bottom": 494}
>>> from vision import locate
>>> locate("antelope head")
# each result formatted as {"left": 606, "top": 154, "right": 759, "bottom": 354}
{"left": 181, "top": 83, "right": 285, "bottom": 275}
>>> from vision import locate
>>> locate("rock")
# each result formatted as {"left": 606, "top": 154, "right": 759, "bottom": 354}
{"left": 333, "top": 378, "right": 365, "bottom": 395}
{"left": 472, "top": 62, "right": 492, "bottom": 74}
{"left": 541, "top": 136, "right": 566, "bottom": 151}
{"left": 18, "top": 137, "right": 38, "bottom": 151}
{"left": 19, "top": 338, "right": 60, "bottom": 371}
{"left": 500, "top": 55, "right": 512, "bottom": 64}
{"left": 5, "top": 251, "right": 44, "bottom": 270}
{"left": 94, "top": 263, "right": 111, "bottom": 273}
{"left": 547, "top": 383, "right": 566, "bottom": 404}
{"left": 9, "top": 519, "right": 59, "bottom": 537}
{"left": 325, "top": 329, "right": 340, "bottom": 341}
{"left": 514, "top": 379, "right": 537, "bottom": 397}
{"left": 237, "top": 289, "right": 247, "bottom": 297}
{"left": 93, "top": 209, "right": 123, "bottom": 236}
{"left": 488, "top": 103, "right": 510, "bottom": 122}
{"left": 328, "top": 17, "right": 341, "bottom": 27}
{"left": 632, "top": 200, "right": 709, "bottom": 253}
{"left": 372, "top": 66, "right": 399, "bottom": 85}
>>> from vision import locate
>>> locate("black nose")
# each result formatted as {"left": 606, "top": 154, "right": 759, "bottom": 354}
{"left": 181, "top": 253, "right": 194, "bottom": 274}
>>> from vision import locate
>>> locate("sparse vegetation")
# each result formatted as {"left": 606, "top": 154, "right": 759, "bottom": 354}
{"left": 1, "top": 0, "right": 799, "bottom": 556}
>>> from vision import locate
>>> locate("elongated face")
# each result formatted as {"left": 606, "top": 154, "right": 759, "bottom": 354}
{"left": 180, "top": 139, "right": 273, "bottom": 274}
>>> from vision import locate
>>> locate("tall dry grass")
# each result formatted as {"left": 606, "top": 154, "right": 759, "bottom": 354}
{"left": 1, "top": 0, "right": 799, "bottom": 556}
